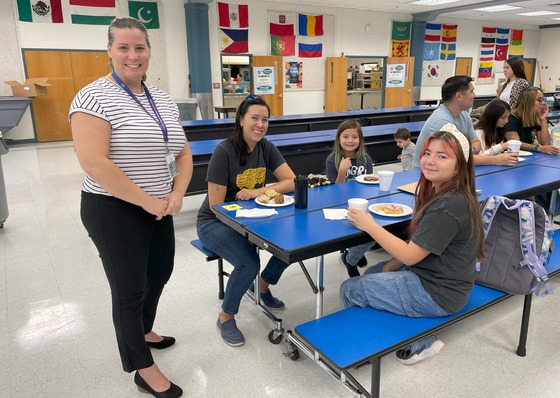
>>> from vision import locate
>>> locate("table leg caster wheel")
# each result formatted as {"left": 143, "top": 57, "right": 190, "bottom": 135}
{"left": 285, "top": 342, "right": 300, "bottom": 361}
{"left": 268, "top": 329, "right": 283, "bottom": 344}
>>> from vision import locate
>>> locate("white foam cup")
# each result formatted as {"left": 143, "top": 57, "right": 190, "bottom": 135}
{"left": 347, "top": 198, "right": 368, "bottom": 213}
{"left": 507, "top": 140, "right": 521, "bottom": 153}
{"left": 378, "top": 170, "right": 395, "bottom": 191}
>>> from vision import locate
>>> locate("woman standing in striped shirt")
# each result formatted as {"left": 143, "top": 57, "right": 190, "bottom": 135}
{"left": 69, "top": 17, "right": 191, "bottom": 398}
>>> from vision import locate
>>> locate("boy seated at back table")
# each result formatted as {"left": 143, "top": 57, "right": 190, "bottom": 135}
{"left": 394, "top": 128, "right": 415, "bottom": 171}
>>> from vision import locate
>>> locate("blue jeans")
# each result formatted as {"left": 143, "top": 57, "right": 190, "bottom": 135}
{"left": 345, "top": 242, "right": 376, "bottom": 266}
{"left": 197, "top": 219, "right": 290, "bottom": 315}
{"left": 340, "top": 261, "right": 450, "bottom": 318}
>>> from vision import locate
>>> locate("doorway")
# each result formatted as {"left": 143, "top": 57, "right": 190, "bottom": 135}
{"left": 220, "top": 54, "right": 252, "bottom": 109}
{"left": 346, "top": 56, "right": 386, "bottom": 110}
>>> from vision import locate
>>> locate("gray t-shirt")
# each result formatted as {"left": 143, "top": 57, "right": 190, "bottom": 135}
{"left": 197, "top": 138, "right": 286, "bottom": 225}
{"left": 325, "top": 153, "right": 373, "bottom": 182}
{"left": 412, "top": 104, "right": 477, "bottom": 168}
{"left": 400, "top": 142, "right": 416, "bottom": 171}
{"left": 410, "top": 192, "right": 478, "bottom": 314}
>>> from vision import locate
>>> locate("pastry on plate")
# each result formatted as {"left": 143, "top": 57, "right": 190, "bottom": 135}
{"left": 383, "top": 203, "right": 404, "bottom": 214}
{"left": 257, "top": 194, "right": 271, "bottom": 203}
{"left": 265, "top": 189, "right": 277, "bottom": 198}
{"left": 273, "top": 192, "right": 284, "bottom": 204}
{"left": 363, "top": 174, "right": 379, "bottom": 182}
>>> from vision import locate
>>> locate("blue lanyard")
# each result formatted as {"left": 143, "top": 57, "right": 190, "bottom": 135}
{"left": 111, "top": 71, "right": 169, "bottom": 149}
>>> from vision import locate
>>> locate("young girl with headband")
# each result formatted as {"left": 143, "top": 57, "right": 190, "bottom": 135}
{"left": 342, "top": 127, "right": 484, "bottom": 365}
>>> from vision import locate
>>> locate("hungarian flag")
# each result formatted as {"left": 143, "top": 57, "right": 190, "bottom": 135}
{"left": 298, "top": 14, "right": 323, "bottom": 36}
{"left": 217, "top": 2, "right": 248, "bottom": 28}
{"left": 17, "top": 0, "right": 63, "bottom": 23}
{"left": 128, "top": 1, "right": 159, "bottom": 29}
{"left": 219, "top": 28, "right": 248, "bottom": 53}
{"left": 69, "top": 0, "right": 116, "bottom": 25}
{"left": 270, "top": 35, "right": 295, "bottom": 56}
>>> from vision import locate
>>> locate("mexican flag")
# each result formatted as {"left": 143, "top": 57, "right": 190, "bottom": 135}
{"left": 17, "top": 0, "right": 63, "bottom": 23}
{"left": 69, "top": 0, "right": 116, "bottom": 25}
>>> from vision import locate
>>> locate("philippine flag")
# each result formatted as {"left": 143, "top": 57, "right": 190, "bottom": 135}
{"left": 219, "top": 28, "right": 248, "bottom": 53}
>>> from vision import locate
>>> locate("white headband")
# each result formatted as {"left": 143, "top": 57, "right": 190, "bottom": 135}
{"left": 439, "top": 123, "right": 470, "bottom": 162}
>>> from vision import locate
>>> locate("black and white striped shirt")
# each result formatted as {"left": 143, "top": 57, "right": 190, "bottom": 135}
{"left": 69, "top": 77, "right": 185, "bottom": 198}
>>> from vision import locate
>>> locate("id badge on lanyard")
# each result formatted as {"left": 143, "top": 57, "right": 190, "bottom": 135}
{"left": 111, "top": 71, "right": 178, "bottom": 179}
{"left": 165, "top": 148, "right": 178, "bottom": 178}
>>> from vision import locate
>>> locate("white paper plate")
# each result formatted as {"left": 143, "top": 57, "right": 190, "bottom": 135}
{"left": 356, "top": 174, "right": 379, "bottom": 184}
{"left": 518, "top": 150, "right": 532, "bottom": 157}
{"left": 255, "top": 195, "right": 294, "bottom": 207}
{"left": 369, "top": 203, "right": 413, "bottom": 217}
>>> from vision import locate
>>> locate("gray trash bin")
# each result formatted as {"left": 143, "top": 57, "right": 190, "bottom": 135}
{"left": 0, "top": 131, "right": 9, "bottom": 228}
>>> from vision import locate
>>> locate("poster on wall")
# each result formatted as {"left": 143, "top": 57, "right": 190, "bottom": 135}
{"left": 285, "top": 61, "right": 302, "bottom": 88}
{"left": 386, "top": 64, "right": 405, "bottom": 88}
{"left": 254, "top": 66, "right": 275, "bottom": 94}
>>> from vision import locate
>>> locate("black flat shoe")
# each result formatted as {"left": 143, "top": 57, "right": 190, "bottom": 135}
{"left": 146, "top": 336, "right": 176, "bottom": 349}
{"left": 134, "top": 371, "right": 183, "bottom": 398}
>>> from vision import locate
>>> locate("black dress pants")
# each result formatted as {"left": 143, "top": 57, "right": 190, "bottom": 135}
{"left": 81, "top": 192, "right": 175, "bottom": 372}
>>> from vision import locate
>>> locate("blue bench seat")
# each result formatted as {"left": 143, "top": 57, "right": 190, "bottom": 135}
{"left": 288, "top": 229, "right": 560, "bottom": 398}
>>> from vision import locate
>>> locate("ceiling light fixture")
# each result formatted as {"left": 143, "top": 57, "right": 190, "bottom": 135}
{"left": 408, "top": 0, "right": 460, "bottom": 5}
{"left": 475, "top": 5, "right": 521, "bottom": 12}
{"left": 517, "top": 11, "right": 559, "bottom": 16}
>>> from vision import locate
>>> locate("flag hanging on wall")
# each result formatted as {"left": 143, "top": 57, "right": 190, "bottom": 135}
{"left": 219, "top": 27, "right": 248, "bottom": 53}
{"left": 217, "top": 2, "right": 249, "bottom": 53}
{"left": 298, "top": 36, "right": 322, "bottom": 57}
{"left": 128, "top": 1, "right": 159, "bottom": 29}
{"left": 390, "top": 21, "right": 411, "bottom": 57}
{"left": 509, "top": 29, "right": 524, "bottom": 58}
{"left": 440, "top": 24, "right": 457, "bottom": 60}
{"left": 217, "top": 2, "right": 248, "bottom": 28}
{"left": 298, "top": 14, "right": 323, "bottom": 36}
{"left": 477, "top": 27, "right": 496, "bottom": 80}
{"left": 423, "top": 23, "right": 441, "bottom": 61}
{"left": 268, "top": 11, "right": 296, "bottom": 56}
{"left": 271, "top": 35, "right": 295, "bottom": 56}
{"left": 69, "top": 0, "right": 116, "bottom": 25}
{"left": 494, "top": 28, "right": 509, "bottom": 61}
{"left": 17, "top": 0, "right": 63, "bottom": 23}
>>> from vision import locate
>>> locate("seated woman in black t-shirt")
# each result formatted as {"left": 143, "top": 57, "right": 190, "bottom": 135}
{"left": 503, "top": 86, "right": 560, "bottom": 155}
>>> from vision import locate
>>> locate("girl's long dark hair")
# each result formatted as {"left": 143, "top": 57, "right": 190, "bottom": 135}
{"left": 475, "top": 99, "right": 510, "bottom": 148}
{"left": 330, "top": 119, "right": 367, "bottom": 170}
{"left": 412, "top": 131, "right": 484, "bottom": 259}
{"left": 227, "top": 95, "right": 270, "bottom": 165}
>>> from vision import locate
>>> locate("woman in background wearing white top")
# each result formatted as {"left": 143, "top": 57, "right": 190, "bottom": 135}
{"left": 69, "top": 17, "right": 192, "bottom": 398}
{"left": 496, "top": 57, "right": 529, "bottom": 108}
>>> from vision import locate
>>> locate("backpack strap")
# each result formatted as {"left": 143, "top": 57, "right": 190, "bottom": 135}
{"left": 476, "top": 196, "right": 503, "bottom": 272}
{"left": 517, "top": 201, "right": 553, "bottom": 298}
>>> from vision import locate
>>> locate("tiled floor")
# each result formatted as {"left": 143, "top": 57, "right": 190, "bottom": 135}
{"left": 1, "top": 141, "right": 559, "bottom": 398}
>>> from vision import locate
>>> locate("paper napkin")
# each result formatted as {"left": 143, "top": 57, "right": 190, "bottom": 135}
{"left": 236, "top": 209, "right": 278, "bottom": 218}
{"left": 323, "top": 209, "right": 348, "bottom": 220}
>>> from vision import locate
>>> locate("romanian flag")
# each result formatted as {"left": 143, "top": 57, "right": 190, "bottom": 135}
{"left": 217, "top": 2, "right": 248, "bottom": 28}
{"left": 298, "top": 14, "right": 323, "bottom": 36}
{"left": 270, "top": 35, "right": 295, "bottom": 56}
{"left": 17, "top": 0, "right": 63, "bottom": 23}
{"left": 219, "top": 27, "right": 248, "bottom": 53}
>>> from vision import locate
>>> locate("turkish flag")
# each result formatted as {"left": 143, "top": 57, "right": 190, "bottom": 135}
{"left": 495, "top": 45, "right": 508, "bottom": 61}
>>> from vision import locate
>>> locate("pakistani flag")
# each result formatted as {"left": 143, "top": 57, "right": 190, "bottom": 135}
{"left": 129, "top": 1, "right": 160, "bottom": 29}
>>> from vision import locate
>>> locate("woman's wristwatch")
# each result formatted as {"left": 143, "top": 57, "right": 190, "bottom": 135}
{"left": 534, "top": 143, "right": 540, "bottom": 151}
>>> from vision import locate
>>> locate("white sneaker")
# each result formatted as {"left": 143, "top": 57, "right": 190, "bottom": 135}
{"left": 396, "top": 336, "right": 444, "bottom": 365}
